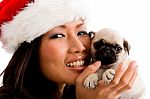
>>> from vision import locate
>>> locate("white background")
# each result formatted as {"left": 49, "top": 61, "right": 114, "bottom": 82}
{"left": 0, "top": 0, "right": 150, "bottom": 98}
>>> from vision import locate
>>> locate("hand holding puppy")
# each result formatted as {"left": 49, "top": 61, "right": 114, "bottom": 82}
{"left": 76, "top": 61, "right": 138, "bottom": 99}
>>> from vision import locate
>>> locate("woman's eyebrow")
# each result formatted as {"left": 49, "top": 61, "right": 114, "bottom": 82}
{"left": 76, "top": 23, "right": 84, "bottom": 28}
{"left": 59, "top": 25, "right": 66, "bottom": 28}
{"left": 58, "top": 22, "right": 84, "bottom": 29}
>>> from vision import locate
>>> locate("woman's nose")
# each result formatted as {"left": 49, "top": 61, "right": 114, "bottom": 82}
{"left": 68, "top": 37, "right": 86, "bottom": 53}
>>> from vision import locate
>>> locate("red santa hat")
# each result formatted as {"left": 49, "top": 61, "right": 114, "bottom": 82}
{"left": 0, "top": 0, "right": 87, "bottom": 53}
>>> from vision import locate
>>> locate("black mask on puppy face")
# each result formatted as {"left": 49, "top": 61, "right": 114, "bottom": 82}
{"left": 93, "top": 39, "right": 122, "bottom": 67}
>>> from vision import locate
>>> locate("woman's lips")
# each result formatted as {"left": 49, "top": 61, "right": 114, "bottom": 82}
{"left": 66, "top": 65, "right": 87, "bottom": 72}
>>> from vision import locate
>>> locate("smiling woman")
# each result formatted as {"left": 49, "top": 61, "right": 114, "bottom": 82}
{"left": 0, "top": 0, "right": 149, "bottom": 99}
{"left": 38, "top": 20, "right": 91, "bottom": 84}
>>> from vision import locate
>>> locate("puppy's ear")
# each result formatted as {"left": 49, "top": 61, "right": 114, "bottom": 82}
{"left": 89, "top": 31, "right": 95, "bottom": 39}
{"left": 123, "top": 39, "right": 131, "bottom": 55}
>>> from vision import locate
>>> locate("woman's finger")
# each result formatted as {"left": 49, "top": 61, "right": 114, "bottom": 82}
{"left": 111, "top": 61, "right": 137, "bottom": 91}
{"left": 109, "top": 63, "right": 125, "bottom": 87}
{"left": 117, "top": 66, "right": 138, "bottom": 94}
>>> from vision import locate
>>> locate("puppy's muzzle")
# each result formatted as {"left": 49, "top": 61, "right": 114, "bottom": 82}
{"left": 94, "top": 46, "right": 117, "bottom": 66}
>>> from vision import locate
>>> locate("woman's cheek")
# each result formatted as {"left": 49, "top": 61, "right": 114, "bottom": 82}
{"left": 47, "top": 41, "right": 68, "bottom": 57}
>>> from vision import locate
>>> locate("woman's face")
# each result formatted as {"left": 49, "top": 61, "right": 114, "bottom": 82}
{"left": 39, "top": 19, "right": 91, "bottom": 84}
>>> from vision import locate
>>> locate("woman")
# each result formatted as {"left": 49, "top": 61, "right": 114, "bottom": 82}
{"left": 0, "top": 0, "right": 138, "bottom": 99}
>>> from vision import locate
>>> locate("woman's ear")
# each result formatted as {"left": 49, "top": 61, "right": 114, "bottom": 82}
{"left": 123, "top": 39, "right": 131, "bottom": 55}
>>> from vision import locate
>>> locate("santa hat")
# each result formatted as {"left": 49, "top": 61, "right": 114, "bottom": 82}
{"left": 0, "top": 0, "right": 87, "bottom": 53}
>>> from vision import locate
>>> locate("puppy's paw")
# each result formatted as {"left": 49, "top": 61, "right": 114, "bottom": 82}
{"left": 84, "top": 74, "right": 99, "bottom": 89}
{"left": 102, "top": 69, "right": 115, "bottom": 85}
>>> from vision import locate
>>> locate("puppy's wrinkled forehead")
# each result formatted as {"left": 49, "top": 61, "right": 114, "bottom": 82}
{"left": 93, "top": 28, "right": 123, "bottom": 45}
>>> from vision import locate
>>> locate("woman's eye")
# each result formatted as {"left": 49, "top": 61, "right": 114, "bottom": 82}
{"left": 49, "top": 34, "right": 65, "bottom": 39}
{"left": 77, "top": 31, "right": 88, "bottom": 36}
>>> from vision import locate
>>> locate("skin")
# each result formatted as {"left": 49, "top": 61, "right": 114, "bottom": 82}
{"left": 76, "top": 61, "right": 138, "bottom": 99}
{"left": 39, "top": 19, "right": 91, "bottom": 89}
{"left": 39, "top": 19, "right": 138, "bottom": 99}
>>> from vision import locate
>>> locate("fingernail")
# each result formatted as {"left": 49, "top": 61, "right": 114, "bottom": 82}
{"left": 94, "top": 61, "right": 101, "bottom": 67}
{"left": 132, "top": 61, "right": 137, "bottom": 67}
{"left": 134, "top": 61, "right": 139, "bottom": 69}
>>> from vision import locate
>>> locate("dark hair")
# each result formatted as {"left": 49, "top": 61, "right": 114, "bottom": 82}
{"left": 0, "top": 36, "right": 76, "bottom": 99}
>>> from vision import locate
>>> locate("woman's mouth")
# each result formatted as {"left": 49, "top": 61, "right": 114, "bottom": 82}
{"left": 66, "top": 60, "right": 86, "bottom": 72}
{"left": 66, "top": 60, "right": 85, "bottom": 67}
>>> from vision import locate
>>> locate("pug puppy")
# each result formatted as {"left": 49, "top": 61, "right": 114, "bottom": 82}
{"left": 84, "top": 28, "right": 145, "bottom": 99}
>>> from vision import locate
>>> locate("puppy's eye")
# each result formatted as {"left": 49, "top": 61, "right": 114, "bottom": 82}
{"left": 115, "top": 46, "right": 122, "bottom": 52}
{"left": 112, "top": 44, "right": 122, "bottom": 52}
{"left": 77, "top": 31, "right": 88, "bottom": 36}
{"left": 49, "top": 34, "right": 65, "bottom": 39}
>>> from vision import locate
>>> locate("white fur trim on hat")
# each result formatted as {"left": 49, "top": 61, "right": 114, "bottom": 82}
{"left": 1, "top": 0, "right": 88, "bottom": 53}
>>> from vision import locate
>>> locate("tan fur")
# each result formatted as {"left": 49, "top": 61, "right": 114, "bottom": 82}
{"left": 84, "top": 28, "right": 145, "bottom": 99}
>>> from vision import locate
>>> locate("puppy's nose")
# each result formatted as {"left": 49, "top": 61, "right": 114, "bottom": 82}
{"left": 106, "top": 50, "right": 111, "bottom": 54}
{"left": 94, "top": 46, "right": 117, "bottom": 66}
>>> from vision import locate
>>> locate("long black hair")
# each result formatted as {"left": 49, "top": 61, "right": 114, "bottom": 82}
{"left": 0, "top": 36, "right": 76, "bottom": 99}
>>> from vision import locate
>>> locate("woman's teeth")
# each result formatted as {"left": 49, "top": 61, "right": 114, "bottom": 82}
{"left": 66, "top": 60, "right": 85, "bottom": 67}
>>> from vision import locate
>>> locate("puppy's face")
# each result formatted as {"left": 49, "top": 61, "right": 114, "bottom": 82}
{"left": 91, "top": 28, "right": 130, "bottom": 69}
